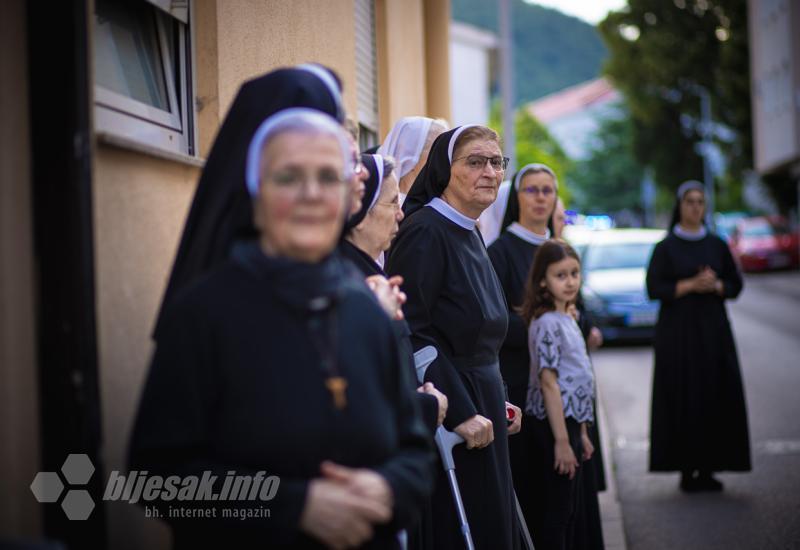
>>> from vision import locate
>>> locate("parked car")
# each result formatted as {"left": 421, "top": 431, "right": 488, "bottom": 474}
{"left": 579, "top": 228, "right": 665, "bottom": 342}
{"left": 714, "top": 211, "right": 750, "bottom": 244}
{"left": 730, "top": 215, "right": 800, "bottom": 272}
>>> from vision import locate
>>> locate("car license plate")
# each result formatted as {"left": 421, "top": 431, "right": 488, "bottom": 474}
{"left": 627, "top": 310, "right": 657, "bottom": 327}
{"left": 769, "top": 253, "right": 789, "bottom": 267}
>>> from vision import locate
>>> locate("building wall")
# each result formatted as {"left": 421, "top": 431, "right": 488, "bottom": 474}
{"left": 0, "top": 0, "right": 41, "bottom": 539}
{"left": 449, "top": 22, "right": 496, "bottom": 127}
{"left": 89, "top": 1, "right": 450, "bottom": 548}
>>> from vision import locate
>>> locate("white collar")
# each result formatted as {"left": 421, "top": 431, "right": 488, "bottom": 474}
{"left": 426, "top": 197, "right": 477, "bottom": 231}
{"left": 507, "top": 222, "right": 550, "bottom": 245}
{"left": 673, "top": 224, "right": 707, "bottom": 241}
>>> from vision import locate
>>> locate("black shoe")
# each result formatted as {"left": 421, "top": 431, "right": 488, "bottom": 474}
{"left": 680, "top": 472, "right": 702, "bottom": 493}
{"left": 697, "top": 473, "right": 724, "bottom": 492}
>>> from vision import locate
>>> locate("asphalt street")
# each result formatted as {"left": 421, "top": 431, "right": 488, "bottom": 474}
{"left": 593, "top": 270, "right": 800, "bottom": 550}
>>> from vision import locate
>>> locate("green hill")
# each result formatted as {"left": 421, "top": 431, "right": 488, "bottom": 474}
{"left": 452, "top": 0, "right": 608, "bottom": 105}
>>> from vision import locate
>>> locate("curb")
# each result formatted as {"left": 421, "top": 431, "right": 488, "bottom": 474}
{"left": 596, "top": 383, "right": 627, "bottom": 550}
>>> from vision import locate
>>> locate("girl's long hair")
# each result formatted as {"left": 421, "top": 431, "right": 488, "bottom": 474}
{"left": 519, "top": 239, "right": 581, "bottom": 325}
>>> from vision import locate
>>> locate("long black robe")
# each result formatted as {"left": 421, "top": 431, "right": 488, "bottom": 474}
{"left": 129, "top": 244, "right": 433, "bottom": 549}
{"left": 386, "top": 206, "right": 518, "bottom": 550}
{"left": 646, "top": 230, "right": 751, "bottom": 472}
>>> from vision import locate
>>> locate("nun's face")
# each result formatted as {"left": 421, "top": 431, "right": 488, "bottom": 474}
{"left": 446, "top": 138, "right": 504, "bottom": 217}
{"left": 518, "top": 171, "right": 557, "bottom": 231}
{"left": 356, "top": 172, "right": 403, "bottom": 256}
{"left": 552, "top": 199, "right": 566, "bottom": 238}
{"left": 679, "top": 189, "right": 705, "bottom": 227}
{"left": 348, "top": 137, "right": 368, "bottom": 216}
{"left": 254, "top": 131, "right": 349, "bottom": 262}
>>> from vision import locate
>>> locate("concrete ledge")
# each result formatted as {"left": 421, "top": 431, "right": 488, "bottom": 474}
{"left": 597, "top": 384, "right": 628, "bottom": 550}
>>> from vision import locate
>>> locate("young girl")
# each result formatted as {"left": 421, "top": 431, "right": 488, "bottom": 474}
{"left": 520, "top": 239, "right": 595, "bottom": 550}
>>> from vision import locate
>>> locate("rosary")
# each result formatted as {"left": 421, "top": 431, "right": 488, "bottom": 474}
{"left": 308, "top": 296, "right": 347, "bottom": 410}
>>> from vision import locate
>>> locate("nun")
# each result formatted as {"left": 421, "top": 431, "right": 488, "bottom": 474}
{"left": 386, "top": 125, "right": 522, "bottom": 549}
{"left": 154, "top": 64, "right": 353, "bottom": 338}
{"left": 129, "top": 108, "right": 433, "bottom": 549}
{"left": 647, "top": 180, "right": 751, "bottom": 491}
{"left": 340, "top": 153, "right": 447, "bottom": 550}
{"left": 378, "top": 116, "right": 448, "bottom": 206}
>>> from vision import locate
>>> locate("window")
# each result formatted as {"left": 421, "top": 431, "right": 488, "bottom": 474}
{"left": 93, "top": 0, "right": 194, "bottom": 156}
{"left": 355, "top": 0, "right": 378, "bottom": 150}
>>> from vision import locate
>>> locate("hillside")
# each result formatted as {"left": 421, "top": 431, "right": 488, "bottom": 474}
{"left": 452, "top": 0, "right": 608, "bottom": 105}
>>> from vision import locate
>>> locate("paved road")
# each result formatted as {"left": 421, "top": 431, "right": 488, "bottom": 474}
{"left": 593, "top": 270, "right": 800, "bottom": 550}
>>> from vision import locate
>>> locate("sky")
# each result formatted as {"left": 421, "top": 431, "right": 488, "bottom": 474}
{"left": 523, "top": 0, "right": 628, "bottom": 25}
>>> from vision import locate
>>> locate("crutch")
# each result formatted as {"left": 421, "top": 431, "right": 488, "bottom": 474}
{"left": 414, "top": 346, "right": 475, "bottom": 550}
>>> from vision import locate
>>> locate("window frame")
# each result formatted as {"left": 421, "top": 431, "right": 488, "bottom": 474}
{"left": 93, "top": 0, "right": 196, "bottom": 156}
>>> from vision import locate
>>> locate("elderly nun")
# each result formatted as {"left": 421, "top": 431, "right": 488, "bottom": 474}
{"left": 129, "top": 109, "right": 432, "bottom": 549}
{"left": 386, "top": 125, "right": 523, "bottom": 549}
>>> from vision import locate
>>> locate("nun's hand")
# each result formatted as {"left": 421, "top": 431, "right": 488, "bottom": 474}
{"left": 454, "top": 415, "right": 494, "bottom": 449}
{"left": 300, "top": 478, "right": 390, "bottom": 549}
{"left": 365, "top": 275, "right": 405, "bottom": 320}
{"left": 506, "top": 402, "right": 522, "bottom": 435}
{"left": 320, "top": 461, "right": 394, "bottom": 512}
{"left": 588, "top": 327, "right": 603, "bottom": 350}
{"left": 418, "top": 382, "right": 448, "bottom": 426}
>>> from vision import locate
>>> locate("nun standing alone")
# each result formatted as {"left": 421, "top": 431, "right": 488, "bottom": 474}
{"left": 647, "top": 181, "right": 751, "bottom": 491}
{"left": 387, "top": 125, "right": 522, "bottom": 549}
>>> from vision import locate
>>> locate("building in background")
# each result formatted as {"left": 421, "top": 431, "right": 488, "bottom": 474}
{"left": 526, "top": 77, "right": 620, "bottom": 160}
{"left": 748, "top": 0, "right": 800, "bottom": 216}
{"left": 0, "top": 1, "right": 451, "bottom": 549}
{"left": 449, "top": 21, "right": 497, "bottom": 127}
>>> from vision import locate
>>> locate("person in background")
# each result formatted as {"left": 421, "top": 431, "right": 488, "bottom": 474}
{"left": 387, "top": 125, "right": 522, "bottom": 549}
{"left": 519, "top": 240, "right": 595, "bottom": 550}
{"left": 130, "top": 108, "right": 433, "bottom": 549}
{"left": 378, "top": 116, "right": 448, "bottom": 206}
{"left": 646, "top": 180, "right": 750, "bottom": 492}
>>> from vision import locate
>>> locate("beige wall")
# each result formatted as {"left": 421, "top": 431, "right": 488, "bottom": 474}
{"left": 90, "top": 1, "right": 450, "bottom": 548}
{"left": 0, "top": 0, "right": 42, "bottom": 540}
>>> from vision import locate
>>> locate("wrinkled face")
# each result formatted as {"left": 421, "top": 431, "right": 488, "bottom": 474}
{"left": 347, "top": 135, "right": 368, "bottom": 215}
{"left": 357, "top": 172, "right": 404, "bottom": 255}
{"left": 254, "top": 131, "right": 349, "bottom": 262}
{"left": 518, "top": 171, "right": 557, "bottom": 230}
{"left": 446, "top": 138, "right": 504, "bottom": 214}
{"left": 552, "top": 199, "right": 566, "bottom": 238}
{"left": 680, "top": 189, "right": 705, "bottom": 227}
{"left": 543, "top": 256, "right": 581, "bottom": 306}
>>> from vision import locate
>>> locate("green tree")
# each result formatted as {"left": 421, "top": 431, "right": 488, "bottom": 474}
{"left": 598, "top": 0, "right": 763, "bottom": 206}
{"left": 571, "top": 109, "right": 644, "bottom": 214}
{"left": 489, "top": 99, "right": 573, "bottom": 205}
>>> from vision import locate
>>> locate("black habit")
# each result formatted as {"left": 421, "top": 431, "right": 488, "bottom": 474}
{"left": 646, "top": 230, "right": 751, "bottom": 472}
{"left": 130, "top": 244, "right": 433, "bottom": 549}
{"left": 154, "top": 66, "right": 343, "bottom": 339}
{"left": 386, "top": 206, "right": 518, "bottom": 550}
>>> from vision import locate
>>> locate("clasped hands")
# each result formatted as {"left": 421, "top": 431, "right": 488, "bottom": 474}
{"left": 366, "top": 275, "right": 406, "bottom": 321}
{"left": 300, "top": 461, "right": 393, "bottom": 549}
{"left": 690, "top": 265, "right": 723, "bottom": 295}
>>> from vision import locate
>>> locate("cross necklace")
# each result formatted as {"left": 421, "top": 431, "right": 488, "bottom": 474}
{"left": 307, "top": 297, "right": 347, "bottom": 410}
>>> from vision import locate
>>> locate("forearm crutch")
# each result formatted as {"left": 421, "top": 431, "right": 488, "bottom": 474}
{"left": 414, "top": 347, "right": 475, "bottom": 550}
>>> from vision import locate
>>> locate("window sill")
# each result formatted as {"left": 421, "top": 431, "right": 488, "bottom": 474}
{"left": 96, "top": 131, "right": 205, "bottom": 168}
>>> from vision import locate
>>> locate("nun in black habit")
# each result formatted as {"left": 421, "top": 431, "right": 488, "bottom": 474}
{"left": 340, "top": 153, "right": 447, "bottom": 550}
{"left": 129, "top": 108, "right": 433, "bottom": 549}
{"left": 647, "top": 181, "right": 750, "bottom": 491}
{"left": 154, "top": 64, "right": 345, "bottom": 339}
{"left": 386, "top": 125, "right": 522, "bottom": 550}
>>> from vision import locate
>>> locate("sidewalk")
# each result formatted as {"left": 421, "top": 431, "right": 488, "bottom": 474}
{"left": 596, "top": 386, "right": 627, "bottom": 550}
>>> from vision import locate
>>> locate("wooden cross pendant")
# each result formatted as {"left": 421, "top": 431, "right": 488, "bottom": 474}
{"left": 325, "top": 376, "right": 348, "bottom": 410}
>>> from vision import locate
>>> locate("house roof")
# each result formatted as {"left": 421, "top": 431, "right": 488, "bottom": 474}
{"left": 527, "top": 78, "right": 620, "bottom": 123}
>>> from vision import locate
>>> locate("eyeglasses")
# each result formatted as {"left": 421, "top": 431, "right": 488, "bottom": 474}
{"left": 519, "top": 185, "right": 555, "bottom": 197}
{"left": 352, "top": 157, "right": 365, "bottom": 176}
{"left": 453, "top": 154, "right": 509, "bottom": 172}
{"left": 265, "top": 170, "right": 348, "bottom": 198}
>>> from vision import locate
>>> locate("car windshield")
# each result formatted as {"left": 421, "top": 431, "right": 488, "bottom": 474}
{"left": 584, "top": 242, "right": 656, "bottom": 271}
{"left": 742, "top": 220, "right": 789, "bottom": 237}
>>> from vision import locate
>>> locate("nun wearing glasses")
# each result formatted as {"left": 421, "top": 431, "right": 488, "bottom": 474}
{"left": 130, "top": 109, "right": 432, "bottom": 549}
{"left": 386, "top": 125, "right": 523, "bottom": 549}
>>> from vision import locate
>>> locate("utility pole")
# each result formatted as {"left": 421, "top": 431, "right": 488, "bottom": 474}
{"left": 698, "top": 86, "right": 715, "bottom": 229}
{"left": 499, "top": 0, "right": 516, "bottom": 172}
